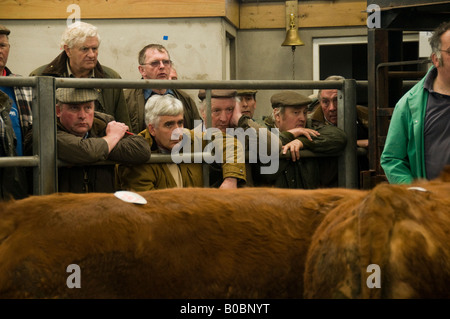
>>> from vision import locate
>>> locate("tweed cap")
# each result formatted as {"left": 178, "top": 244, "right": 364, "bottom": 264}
{"left": 198, "top": 89, "right": 237, "bottom": 101}
{"left": 0, "top": 25, "right": 10, "bottom": 36}
{"left": 237, "top": 89, "right": 257, "bottom": 96}
{"left": 55, "top": 88, "right": 99, "bottom": 104}
{"left": 270, "top": 90, "right": 312, "bottom": 109}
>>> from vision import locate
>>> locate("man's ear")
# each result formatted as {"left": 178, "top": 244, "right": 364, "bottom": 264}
{"left": 56, "top": 104, "right": 62, "bottom": 118}
{"left": 431, "top": 52, "right": 440, "bottom": 68}
{"left": 148, "top": 123, "right": 156, "bottom": 136}
{"left": 63, "top": 45, "right": 71, "bottom": 58}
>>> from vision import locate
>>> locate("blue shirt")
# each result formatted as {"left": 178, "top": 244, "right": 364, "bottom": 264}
{"left": 143, "top": 88, "right": 175, "bottom": 101}
{"left": 0, "top": 86, "right": 22, "bottom": 156}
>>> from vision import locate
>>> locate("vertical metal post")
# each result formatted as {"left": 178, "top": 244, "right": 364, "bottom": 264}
{"left": 202, "top": 89, "right": 212, "bottom": 187}
{"left": 337, "top": 79, "right": 358, "bottom": 189}
{"left": 33, "top": 76, "right": 57, "bottom": 195}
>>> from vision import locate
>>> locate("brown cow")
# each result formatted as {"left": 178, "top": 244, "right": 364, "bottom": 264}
{"left": 304, "top": 168, "right": 450, "bottom": 299}
{"left": 0, "top": 186, "right": 365, "bottom": 299}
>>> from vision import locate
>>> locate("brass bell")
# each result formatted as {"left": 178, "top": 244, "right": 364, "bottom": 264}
{"left": 282, "top": 13, "right": 304, "bottom": 47}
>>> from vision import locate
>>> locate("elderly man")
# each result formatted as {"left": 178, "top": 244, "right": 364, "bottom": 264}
{"left": 116, "top": 94, "right": 246, "bottom": 190}
{"left": 124, "top": 44, "right": 201, "bottom": 134}
{"left": 24, "top": 88, "right": 151, "bottom": 193}
{"left": 0, "top": 24, "right": 33, "bottom": 157}
{"left": 0, "top": 24, "right": 33, "bottom": 199}
{"left": 197, "top": 89, "right": 239, "bottom": 133}
{"left": 260, "top": 90, "right": 347, "bottom": 189}
{"left": 29, "top": 21, "right": 130, "bottom": 128}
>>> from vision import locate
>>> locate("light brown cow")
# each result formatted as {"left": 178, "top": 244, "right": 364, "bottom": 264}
{"left": 304, "top": 167, "right": 450, "bottom": 299}
{"left": 0, "top": 186, "right": 365, "bottom": 299}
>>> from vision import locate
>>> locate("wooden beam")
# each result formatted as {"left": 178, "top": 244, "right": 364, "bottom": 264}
{"left": 240, "top": 0, "right": 368, "bottom": 29}
{"left": 0, "top": 0, "right": 226, "bottom": 20}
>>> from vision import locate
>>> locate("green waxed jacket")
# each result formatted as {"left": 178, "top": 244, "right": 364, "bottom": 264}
{"left": 381, "top": 67, "right": 431, "bottom": 184}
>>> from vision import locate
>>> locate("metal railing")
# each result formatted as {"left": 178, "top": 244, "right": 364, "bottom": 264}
{"left": 0, "top": 76, "right": 358, "bottom": 194}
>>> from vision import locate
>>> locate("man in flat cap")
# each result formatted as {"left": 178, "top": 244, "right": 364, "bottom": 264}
{"left": 256, "top": 90, "right": 347, "bottom": 189}
{"left": 124, "top": 44, "right": 201, "bottom": 134}
{"left": 29, "top": 87, "right": 151, "bottom": 193}
{"left": 29, "top": 21, "right": 131, "bottom": 129}
{"left": 0, "top": 24, "right": 33, "bottom": 199}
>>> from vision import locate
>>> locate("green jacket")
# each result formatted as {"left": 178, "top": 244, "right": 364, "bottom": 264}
{"left": 380, "top": 67, "right": 431, "bottom": 184}
{"left": 0, "top": 91, "right": 29, "bottom": 199}
{"left": 259, "top": 116, "right": 347, "bottom": 189}
{"left": 55, "top": 112, "right": 151, "bottom": 193}
{"left": 116, "top": 128, "right": 247, "bottom": 191}
{"left": 123, "top": 87, "right": 201, "bottom": 134}
{"left": 29, "top": 52, "right": 131, "bottom": 128}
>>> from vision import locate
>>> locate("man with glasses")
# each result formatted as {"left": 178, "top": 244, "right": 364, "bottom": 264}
{"left": 124, "top": 44, "right": 201, "bottom": 134}
{"left": 381, "top": 21, "right": 450, "bottom": 184}
{"left": 29, "top": 21, "right": 131, "bottom": 129}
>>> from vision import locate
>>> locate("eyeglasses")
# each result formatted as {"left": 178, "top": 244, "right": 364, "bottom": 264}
{"left": 440, "top": 49, "right": 450, "bottom": 55}
{"left": 141, "top": 60, "right": 172, "bottom": 68}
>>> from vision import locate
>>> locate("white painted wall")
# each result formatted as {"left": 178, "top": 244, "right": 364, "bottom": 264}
{"left": 2, "top": 18, "right": 228, "bottom": 82}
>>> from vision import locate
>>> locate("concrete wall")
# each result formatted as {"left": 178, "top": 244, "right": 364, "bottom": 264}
{"left": 2, "top": 18, "right": 367, "bottom": 120}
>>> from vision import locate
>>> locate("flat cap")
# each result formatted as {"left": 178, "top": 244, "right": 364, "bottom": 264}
{"left": 198, "top": 89, "right": 237, "bottom": 101}
{"left": 0, "top": 25, "right": 10, "bottom": 36}
{"left": 270, "top": 90, "right": 312, "bottom": 108}
{"left": 55, "top": 88, "right": 99, "bottom": 104}
{"left": 237, "top": 89, "right": 257, "bottom": 96}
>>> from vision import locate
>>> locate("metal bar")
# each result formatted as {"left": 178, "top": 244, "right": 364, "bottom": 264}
{"left": 0, "top": 77, "right": 37, "bottom": 87}
{"left": 337, "top": 79, "right": 358, "bottom": 189}
{"left": 0, "top": 156, "right": 39, "bottom": 167}
{"left": 33, "top": 76, "right": 57, "bottom": 195}
{"left": 55, "top": 78, "right": 344, "bottom": 90}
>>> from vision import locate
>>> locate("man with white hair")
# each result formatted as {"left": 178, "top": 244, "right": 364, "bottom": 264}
{"left": 116, "top": 94, "right": 246, "bottom": 190}
{"left": 30, "top": 21, "right": 130, "bottom": 128}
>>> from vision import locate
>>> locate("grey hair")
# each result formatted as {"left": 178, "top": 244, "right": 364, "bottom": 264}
{"left": 61, "top": 21, "right": 101, "bottom": 49}
{"left": 318, "top": 75, "right": 345, "bottom": 98}
{"left": 145, "top": 94, "right": 184, "bottom": 127}
{"left": 429, "top": 21, "right": 450, "bottom": 64}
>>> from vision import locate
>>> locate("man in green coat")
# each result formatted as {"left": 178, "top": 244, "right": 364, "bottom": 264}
{"left": 116, "top": 94, "right": 246, "bottom": 191}
{"left": 29, "top": 21, "right": 131, "bottom": 128}
{"left": 381, "top": 21, "right": 450, "bottom": 184}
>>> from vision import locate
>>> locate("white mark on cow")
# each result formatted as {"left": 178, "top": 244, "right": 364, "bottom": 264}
{"left": 366, "top": 264, "right": 381, "bottom": 288}
{"left": 66, "top": 264, "right": 81, "bottom": 288}
{"left": 407, "top": 186, "right": 429, "bottom": 193}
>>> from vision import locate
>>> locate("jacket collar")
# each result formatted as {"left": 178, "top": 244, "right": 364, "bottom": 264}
{"left": 41, "top": 51, "right": 106, "bottom": 78}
